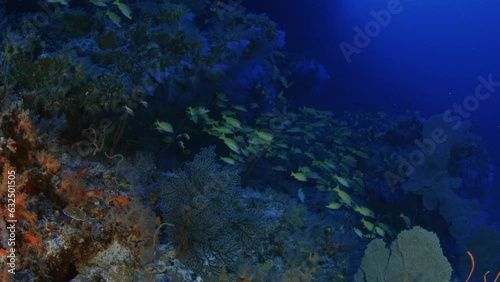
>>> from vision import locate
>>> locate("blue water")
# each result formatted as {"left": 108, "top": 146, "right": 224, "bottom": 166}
{"left": 248, "top": 0, "right": 500, "bottom": 161}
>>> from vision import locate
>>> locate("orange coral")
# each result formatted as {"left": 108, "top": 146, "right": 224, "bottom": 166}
{"left": 13, "top": 111, "right": 37, "bottom": 144}
{"left": 466, "top": 251, "right": 500, "bottom": 282}
{"left": 36, "top": 151, "right": 60, "bottom": 173}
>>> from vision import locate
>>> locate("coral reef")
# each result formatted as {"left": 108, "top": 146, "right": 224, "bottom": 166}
{"left": 0, "top": 0, "right": 497, "bottom": 281}
{"left": 0, "top": 102, "right": 158, "bottom": 281}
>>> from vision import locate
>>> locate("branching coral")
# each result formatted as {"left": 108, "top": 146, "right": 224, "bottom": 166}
{"left": 159, "top": 146, "right": 269, "bottom": 277}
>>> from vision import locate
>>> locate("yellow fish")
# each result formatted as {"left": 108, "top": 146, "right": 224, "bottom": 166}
{"left": 298, "top": 166, "right": 311, "bottom": 173}
{"left": 90, "top": 0, "right": 108, "bottom": 7}
{"left": 353, "top": 228, "right": 364, "bottom": 238}
{"left": 209, "top": 125, "right": 234, "bottom": 134}
{"left": 334, "top": 175, "right": 350, "bottom": 187}
{"left": 123, "top": 105, "right": 134, "bottom": 116}
{"left": 280, "top": 75, "right": 288, "bottom": 88}
{"left": 272, "top": 166, "right": 286, "bottom": 172}
{"left": 154, "top": 120, "right": 173, "bottom": 133}
{"left": 325, "top": 202, "right": 342, "bottom": 210}
{"left": 196, "top": 106, "right": 210, "bottom": 115}
{"left": 304, "top": 151, "right": 315, "bottom": 159}
{"left": 354, "top": 205, "right": 375, "bottom": 218}
{"left": 361, "top": 218, "right": 375, "bottom": 232}
{"left": 231, "top": 105, "right": 248, "bottom": 112}
{"left": 376, "top": 222, "right": 395, "bottom": 238}
{"left": 290, "top": 172, "right": 307, "bottom": 182}
{"left": 219, "top": 134, "right": 240, "bottom": 154}
{"left": 287, "top": 127, "right": 302, "bottom": 133}
{"left": 113, "top": 0, "right": 132, "bottom": 19}
{"left": 186, "top": 106, "right": 210, "bottom": 119}
{"left": 222, "top": 114, "right": 242, "bottom": 129}
{"left": 332, "top": 185, "right": 352, "bottom": 207}
{"left": 177, "top": 140, "right": 185, "bottom": 151}
{"left": 106, "top": 10, "right": 121, "bottom": 27}
{"left": 255, "top": 130, "right": 273, "bottom": 142}
{"left": 375, "top": 226, "right": 385, "bottom": 237}
{"left": 220, "top": 156, "right": 235, "bottom": 165}
{"left": 216, "top": 92, "right": 228, "bottom": 101}
{"left": 399, "top": 213, "right": 411, "bottom": 228}
{"left": 139, "top": 100, "right": 148, "bottom": 108}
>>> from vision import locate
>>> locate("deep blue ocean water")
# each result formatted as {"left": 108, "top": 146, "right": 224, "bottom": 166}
{"left": 247, "top": 0, "right": 500, "bottom": 161}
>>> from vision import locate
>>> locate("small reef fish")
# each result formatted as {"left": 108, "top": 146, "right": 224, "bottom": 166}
{"left": 123, "top": 105, "right": 134, "bottom": 116}
{"left": 24, "top": 233, "right": 39, "bottom": 245}
{"left": 154, "top": 120, "right": 173, "bottom": 133}
{"left": 400, "top": 213, "right": 411, "bottom": 228}
{"left": 374, "top": 226, "right": 385, "bottom": 237}
{"left": 361, "top": 218, "right": 375, "bottom": 232}
{"left": 208, "top": 125, "right": 234, "bottom": 134}
{"left": 139, "top": 100, "right": 148, "bottom": 108}
{"left": 112, "top": 195, "right": 131, "bottom": 206}
{"left": 255, "top": 130, "right": 273, "bottom": 142}
{"left": 177, "top": 140, "right": 185, "bottom": 151}
{"left": 232, "top": 105, "right": 248, "bottom": 112}
{"left": 106, "top": 10, "right": 122, "bottom": 27}
{"left": 219, "top": 134, "right": 240, "bottom": 154}
{"left": 222, "top": 114, "right": 242, "bottom": 129}
{"left": 113, "top": 0, "right": 132, "bottom": 19}
{"left": 271, "top": 166, "right": 286, "bottom": 172}
{"left": 90, "top": 0, "right": 108, "bottom": 7}
{"left": 297, "top": 188, "right": 305, "bottom": 203}
{"left": 290, "top": 172, "right": 307, "bottom": 182}
{"left": 186, "top": 106, "right": 210, "bottom": 117}
{"left": 332, "top": 185, "right": 352, "bottom": 207}
{"left": 325, "top": 202, "right": 342, "bottom": 210}
{"left": 334, "top": 175, "right": 350, "bottom": 187}
{"left": 76, "top": 166, "right": 90, "bottom": 179}
{"left": 353, "top": 227, "right": 364, "bottom": 238}
{"left": 354, "top": 205, "right": 375, "bottom": 218}
{"left": 220, "top": 156, "right": 235, "bottom": 165}
{"left": 216, "top": 92, "right": 228, "bottom": 101}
